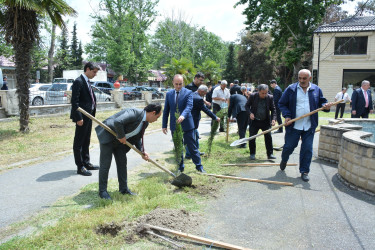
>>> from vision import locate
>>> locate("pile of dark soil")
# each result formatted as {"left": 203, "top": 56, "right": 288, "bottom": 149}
{"left": 95, "top": 222, "right": 122, "bottom": 237}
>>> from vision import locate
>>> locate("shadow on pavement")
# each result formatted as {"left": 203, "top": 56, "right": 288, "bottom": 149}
{"left": 312, "top": 158, "right": 338, "bottom": 169}
{"left": 36, "top": 170, "right": 76, "bottom": 182}
{"left": 331, "top": 174, "right": 375, "bottom": 205}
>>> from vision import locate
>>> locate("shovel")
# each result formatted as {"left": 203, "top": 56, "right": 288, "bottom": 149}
{"left": 230, "top": 100, "right": 344, "bottom": 147}
{"left": 77, "top": 107, "right": 192, "bottom": 188}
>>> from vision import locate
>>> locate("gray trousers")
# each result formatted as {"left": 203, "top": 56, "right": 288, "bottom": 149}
{"left": 99, "top": 141, "right": 131, "bottom": 192}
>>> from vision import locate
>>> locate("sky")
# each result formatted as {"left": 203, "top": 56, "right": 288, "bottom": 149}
{"left": 62, "top": 0, "right": 361, "bottom": 51}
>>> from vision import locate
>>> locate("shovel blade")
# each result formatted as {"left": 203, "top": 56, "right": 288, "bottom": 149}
{"left": 171, "top": 173, "right": 192, "bottom": 188}
{"left": 230, "top": 138, "right": 248, "bottom": 147}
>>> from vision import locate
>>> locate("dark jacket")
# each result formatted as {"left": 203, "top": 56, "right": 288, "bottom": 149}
{"left": 228, "top": 94, "right": 248, "bottom": 118}
{"left": 278, "top": 82, "right": 328, "bottom": 131}
{"left": 230, "top": 84, "right": 242, "bottom": 95}
{"left": 351, "top": 88, "right": 373, "bottom": 116}
{"left": 191, "top": 92, "right": 217, "bottom": 129}
{"left": 70, "top": 75, "right": 97, "bottom": 122}
{"left": 246, "top": 92, "right": 277, "bottom": 126}
{"left": 1, "top": 80, "right": 8, "bottom": 90}
{"left": 162, "top": 87, "right": 194, "bottom": 132}
{"left": 272, "top": 85, "right": 282, "bottom": 106}
{"left": 95, "top": 108, "right": 148, "bottom": 150}
{"left": 185, "top": 82, "right": 199, "bottom": 92}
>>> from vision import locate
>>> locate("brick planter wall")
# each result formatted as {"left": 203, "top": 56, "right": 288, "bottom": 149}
{"left": 338, "top": 130, "right": 375, "bottom": 194}
{"left": 318, "top": 123, "right": 362, "bottom": 163}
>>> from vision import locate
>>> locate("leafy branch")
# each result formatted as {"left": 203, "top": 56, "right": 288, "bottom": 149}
{"left": 207, "top": 107, "right": 227, "bottom": 156}
{"left": 172, "top": 110, "right": 184, "bottom": 171}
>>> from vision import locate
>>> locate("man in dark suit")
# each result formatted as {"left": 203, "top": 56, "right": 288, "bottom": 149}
{"left": 246, "top": 84, "right": 277, "bottom": 160}
{"left": 185, "top": 85, "right": 220, "bottom": 158}
{"left": 95, "top": 104, "right": 162, "bottom": 200}
{"left": 230, "top": 79, "right": 242, "bottom": 95}
{"left": 270, "top": 79, "right": 283, "bottom": 133}
{"left": 186, "top": 72, "right": 205, "bottom": 92}
{"left": 162, "top": 74, "right": 206, "bottom": 173}
{"left": 351, "top": 80, "right": 373, "bottom": 118}
{"left": 70, "top": 62, "right": 100, "bottom": 176}
{"left": 228, "top": 86, "right": 249, "bottom": 148}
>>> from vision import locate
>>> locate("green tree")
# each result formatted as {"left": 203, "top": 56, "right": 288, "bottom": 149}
{"left": 70, "top": 22, "right": 82, "bottom": 69}
{"left": 162, "top": 57, "right": 196, "bottom": 86}
{"left": 87, "top": 0, "right": 158, "bottom": 82}
{"left": 197, "top": 59, "right": 222, "bottom": 85}
{"left": 54, "top": 27, "right": 72, "bottom": 78}
{"left": 222, "top": 43, "right": 238, "bottom": 83}
{"left": 235, "top": 0, "right": 343, "bottom": 80}
{"left": 0, "top": 0, "right": 76, "bottom": 132}
{"left": 357, "top": 0, "right": 375, "bottom": 15}
{"left": 237, "top": 32, "right": 276, "bottom": 84}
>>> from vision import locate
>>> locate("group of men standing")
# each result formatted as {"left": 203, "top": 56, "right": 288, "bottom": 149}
{"left": 70, "top": 62, "right": 372, "bottom": 199}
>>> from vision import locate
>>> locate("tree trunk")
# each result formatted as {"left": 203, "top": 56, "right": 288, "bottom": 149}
{"left": 48, "top": 24, "right": 56, "bottom": 83}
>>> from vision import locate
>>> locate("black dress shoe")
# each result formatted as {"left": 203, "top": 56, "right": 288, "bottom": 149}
{"left": 99, "top": 191, "right": 112, "bottom": 200}
{"left": 301, "top": 173, "right": 310, "bottom": 182}
{"left": 120, "top": 188, "right": 137, "bottom": 196}
{"left": 185, "top": 156, "right": 192, "bottom": 159}
{"left": 219, "top": 128, "right": 224, "bottom": 132}
{"left": 238, "top": 144, "right": 246, "bottom": 148}
{"left": 85, "top": 163, "right": 99, "bottom": 170}
{"left": 199, "top": 152, "right": 205, "bottom": 156}
{"left": 280, "top": 161, "right": 287, "bottom": 171}
{"left": 268, "top": 154, "right": 276, "bottom": 159}
{"left": 77, "top": 166, "right": 92, "bottom": 176}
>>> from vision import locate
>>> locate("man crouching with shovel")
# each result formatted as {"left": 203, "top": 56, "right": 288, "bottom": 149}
{"left": 95, "top": 104, "right": 162, "bottom": 200}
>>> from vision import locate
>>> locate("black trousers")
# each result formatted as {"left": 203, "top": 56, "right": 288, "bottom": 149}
{"left": 73, "top": 116, "right": 92, "bottom": 170}
{"left": 351, "top": 108, "right": 370, "bottom": 118}
{"left": 249, "top": 119, "right": 273, "bottom": 156}
{"left": 236, "top": 111, "right": 249, "bottom": 139}
{"left": 275, "top": 106, "right": 283, "bottom": 131}
{"left": 335, "top": 103, "right": 346, "bottom": 119}
{"left": 212, "top": 103, "right": 224, "bottom": 130}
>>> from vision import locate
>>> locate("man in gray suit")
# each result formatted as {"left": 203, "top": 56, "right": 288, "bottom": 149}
{"left": 95, "top": 104, "right": 162, "bottom": 200}
{"left": 228, "top": 86, "right": 249, "bottom": 148}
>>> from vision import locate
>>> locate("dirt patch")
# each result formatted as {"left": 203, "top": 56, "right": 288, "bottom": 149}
{"left": 96, "top": 208, "right": 203, "bottom": 247}
{"left": 95, "top": 222, "right": 123, "bottom": 237}
{"left": 49, "top": 124, "right": 69, "bottom": 128}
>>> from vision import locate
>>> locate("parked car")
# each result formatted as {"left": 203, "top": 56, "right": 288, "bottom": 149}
{"left": 29, "top": 84, "right": 52, "bottom": 106}
{"left": 143, "top": 86, "right": 164, "bottom": 99}
{"left": 92, "top": 81, "right": 114, "bottom": 95}
{"left": 45, "top": 83, "right": 73, "bottom": 105}
{"left": 92, "top": 86, "right": 111, "bottom": 102}
{"left": 120, "top": 87, "right": 142, "bottom": 100}
{"left": 52, "top": 78, "right": 74, "bottom": 84}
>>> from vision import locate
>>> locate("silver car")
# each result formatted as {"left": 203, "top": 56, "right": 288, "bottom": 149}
{"left": 29, "top": 84, "right": 52, "bottom": 106}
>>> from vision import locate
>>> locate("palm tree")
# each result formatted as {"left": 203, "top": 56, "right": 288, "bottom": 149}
{"left": 0, "top": 0, "right": 76, "bottom": 132}
{"left": 162, "top": 57, "right": 196, "bottom": 87}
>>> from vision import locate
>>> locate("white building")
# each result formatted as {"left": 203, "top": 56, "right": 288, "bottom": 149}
{"left": 312, "top": 16, "right": 375, "bottom": 101}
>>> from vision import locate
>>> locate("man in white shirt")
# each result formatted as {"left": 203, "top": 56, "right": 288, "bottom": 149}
{"left": 334, "top": 88, "right": 351, "bottom": 119}
{"left": 212, "top": 80, "right": 230, "bottom": 132}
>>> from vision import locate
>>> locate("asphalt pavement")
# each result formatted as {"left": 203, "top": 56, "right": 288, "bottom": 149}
{"left": 201, "top": 131, "right": 375, "bottom": 249}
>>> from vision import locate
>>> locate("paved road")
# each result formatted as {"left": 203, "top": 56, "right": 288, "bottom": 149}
{"left": 201, "top": 132, "right": 375, "bottom": 249}
{"left": 0, "top": 120, "right": 212, "bottom": 229}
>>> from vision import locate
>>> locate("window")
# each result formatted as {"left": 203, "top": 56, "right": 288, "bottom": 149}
{"left": 334, "top": 36, "right": 368, "bottom": 55}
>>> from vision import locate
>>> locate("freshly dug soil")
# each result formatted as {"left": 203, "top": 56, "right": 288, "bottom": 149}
{"left": 95, "top": 222, "right": 122, "bottom": 236}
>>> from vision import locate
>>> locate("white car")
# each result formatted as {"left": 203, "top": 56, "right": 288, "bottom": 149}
{"left": 29, "top": 84, "right": 52, "bottom": 106}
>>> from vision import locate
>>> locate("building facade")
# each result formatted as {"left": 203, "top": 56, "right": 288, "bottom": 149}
{"left": 312, "top": 16, "right": 375, "bottom": 102}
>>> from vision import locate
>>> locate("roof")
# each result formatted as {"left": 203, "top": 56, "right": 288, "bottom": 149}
{"left": 0, "top": 56, "right": 16, "bottom": 69}
{"left": 314, "top": 16, "right": 375, "bottom": 33}
{"left": 148, "top": 70, "right": 167, "bottom": 81}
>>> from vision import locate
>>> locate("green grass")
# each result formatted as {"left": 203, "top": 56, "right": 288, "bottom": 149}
{"left": 0, "top": 129, "right": 259, "bottom": 249}
{"left": 0, "top": 109, "right": 162, "bottom": 172}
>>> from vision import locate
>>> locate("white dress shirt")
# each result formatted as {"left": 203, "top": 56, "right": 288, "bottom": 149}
{"left": 335, "top": 91, "right": 351, "bottom": 103}
{"left": 294, "top": 83, "right": 311, "bottom": 131}
{"left": 212, "top": 87, "right": 230, "bottom": 106}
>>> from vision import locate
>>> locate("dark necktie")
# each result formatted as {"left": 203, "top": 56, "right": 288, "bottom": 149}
{"left": 88, "top": 80, "right": 95, "bottom": 109}
{"left": 140, "top": 121, "right": 147, "bottom": 153}
{"left": 175, "top": 91, "right": 180, "bottom": 109}
{"left": 342, "top": 93, "right": 344, "bottom": 100}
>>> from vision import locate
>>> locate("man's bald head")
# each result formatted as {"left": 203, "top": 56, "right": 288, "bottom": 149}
{"left": 173, "top": 74, "right": 184, "bottom": 91}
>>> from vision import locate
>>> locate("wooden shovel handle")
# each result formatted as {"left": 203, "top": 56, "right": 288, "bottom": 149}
{"left": 237, "top": 99, "right": 344, "bottom": 144}
{"left": 202, "top": 173, "right": 293, "bottom": 186}
{"left": 221, "top": 163, "right": 297, "bottom": 166}
{"left": 145, "top": 224, "right": 251, "bottom": 250}
{"left": 77, "top": 107, "right": 176, "bottom": 178}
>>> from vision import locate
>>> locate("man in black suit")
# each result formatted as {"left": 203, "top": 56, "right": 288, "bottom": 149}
{"left": 95, "top": 104, "right": 162, "bottom": 200}
{"left": 185, "top": 85, "right": 220, "bottom": 158}
{"left": 351, "top": 80, "right": 373, "bottom": 118}
{"left": 228, "top": 86, "right": 249, "bottom": 148}
{"left": 230, "top": 79, "right": 242, "bottom": 95}
{"left": 246, "top": 84, "right": 277, "bottom": 160}
{"left": 186, "top": 72, "right": 205, "bottom": 92}
{"left": 270, "top": 79, "right": 283, "bottom": 133}
{"left": 70, "top": 62, "right": 100, "bottom": 176}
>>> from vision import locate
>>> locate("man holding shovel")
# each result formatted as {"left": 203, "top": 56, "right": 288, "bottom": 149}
{"left": 278, "top": 69, "right": 333, "bottom": 182}
{"left": 95, "top": 104, "right": 162, "bottom": 200}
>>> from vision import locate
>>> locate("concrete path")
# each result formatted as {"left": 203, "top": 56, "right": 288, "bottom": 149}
{"left": 201, "top": 132, "right": 375, "bottom": 249}
{"left": 0, "top": 120, "right": 212, "bottom": 229}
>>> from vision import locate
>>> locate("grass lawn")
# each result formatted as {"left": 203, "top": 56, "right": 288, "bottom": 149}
{"left": 0, "top": 109, "right": 162, "bottom": 172}
{"left": 0, "top": 127, "right": 263, "bottom": 249}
